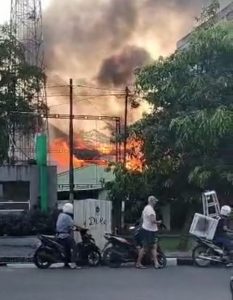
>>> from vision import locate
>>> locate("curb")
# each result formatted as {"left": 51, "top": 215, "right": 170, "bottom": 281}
{"left": 0, "top": 257, "right": 193, "bottom": 268}
{"left": 0, "top": 257, "right": 33, "bottom": 263}
{"left": 177, "top": 258, "right": 193, "bottom": 266}
{"left": 167, "top": 257, "right": 193, "bottom": 266}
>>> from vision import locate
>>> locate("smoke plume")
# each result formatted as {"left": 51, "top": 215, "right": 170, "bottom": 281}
{"left": 43, "top": 0, "right": 210, "bottom": 136}
{"left": 44, "top": 0, "right": 206, "bottom": 83}
{"left": 97, "top": 46, "right": 152, "bottom": 87}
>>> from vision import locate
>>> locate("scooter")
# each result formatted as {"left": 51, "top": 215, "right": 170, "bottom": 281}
{"left": 192, "top": 236, "right": 233, "bottom": 267}
{"left": 230, "top": 276, "right": 233, "bottom": 300}
{"left": 102, "top": 225, "right": 167, "bottom": 268}
{"left": 33, "top": 227, "right": 101, "bottom": 269}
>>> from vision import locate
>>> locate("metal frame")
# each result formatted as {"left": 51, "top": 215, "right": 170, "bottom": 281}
{"left": 0, "top": 201, "right": 30, "bottom": 212}
{"left": 10, "top": 0, "right": 47, "bottom": 162}
{"left": 58, "top": 184, "right": 104, "bottom": 192}
{"left": 202, "top": 190, "right": 220, "bottom": 217}
{"left": 10, "top": 111, "right": 122, "bottom": 163}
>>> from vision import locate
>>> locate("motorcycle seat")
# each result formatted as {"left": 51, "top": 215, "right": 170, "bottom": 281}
{"left": 41, "top": 235, "right": 59, "bottom": 242}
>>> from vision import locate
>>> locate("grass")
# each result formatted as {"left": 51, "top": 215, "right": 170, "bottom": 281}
{"left": 159, "top": 236, "right": 193, "bottom": 252}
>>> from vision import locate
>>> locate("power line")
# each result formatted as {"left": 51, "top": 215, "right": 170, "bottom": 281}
{"left": 46, "top": 83, "right": 126, "bottom": 93}
{"left": 46, "top": 93, "right": 126, "bottom": 98}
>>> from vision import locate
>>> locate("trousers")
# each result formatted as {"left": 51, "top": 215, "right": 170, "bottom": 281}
{"left": 58, "top": 236, "right": 76, "bottom": 264}
{"left": 214, "top": 236, "right": 233, "bottom": 252}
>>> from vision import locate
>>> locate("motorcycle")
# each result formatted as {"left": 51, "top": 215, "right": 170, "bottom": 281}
{"left": 102, "top": 225, "right": 167, "bottom": 268}
{"left": 33, "top": 227, "right": 101, "bottom": 269}
{"left": 192, "top": 236, "right": 233, "bottom": 267}
{"left": 230, "top": 276, "right": 233, "bottom": 300}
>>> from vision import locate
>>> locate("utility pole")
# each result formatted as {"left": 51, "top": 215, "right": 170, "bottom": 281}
{"left": 69, "top": 78, "right": 74, "bottom": 202}
{"left": 123, "top": 86, "right": 129, "bottom": 166}
{"left": 121, "top": 86, "right": 129, "bottom": 233}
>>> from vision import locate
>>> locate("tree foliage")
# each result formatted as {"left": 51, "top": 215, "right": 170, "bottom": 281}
{"left": 106, "top": 2, "right": 233, "bottom": 232}
{"left": 135, "top": 4, "right": 233, "bottom": 204}
{"left": 0, "top": 25, "right": 45, "bottom": 162}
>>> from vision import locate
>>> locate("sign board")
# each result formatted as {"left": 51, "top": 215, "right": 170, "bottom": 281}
{"left": 74, "top": 199, "right": 112, "bottom": 249}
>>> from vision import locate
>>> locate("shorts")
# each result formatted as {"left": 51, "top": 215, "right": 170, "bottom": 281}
{"left": 140, "top": 228, "right": 158, "bottom": 247}
{"left": 134, "top": 227, "right": 143, "bottom": 247}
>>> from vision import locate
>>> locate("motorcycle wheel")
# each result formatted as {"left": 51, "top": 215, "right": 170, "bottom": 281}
{"left": 230, "top": 276, "right": 233, "bottom": 298}
{"left": 102, "top": 247, "right": 113, "bottom": 266}
{"left": 33, "top": 248, "right": 52, "bottom": 269}
{"left": 158, "top": 252, "right": 167, "bottom": 268}
{"left": 87, "top": 250, "right": 101, "bottom": 267}
{"left": 192, "top": 245, "right": 213, "bottom": 267}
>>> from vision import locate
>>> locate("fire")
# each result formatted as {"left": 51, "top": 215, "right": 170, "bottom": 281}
{"left": 49, "top": 135, "right": 145, "bottom": 173}
{"left": 49, "top": 138, "right": 86, "bottom": 170}
{"left": 49, "top": 138, "right": 108, "bottom": 172}
{"left": 126, "top": 137, "right": 145, "bottom": 172}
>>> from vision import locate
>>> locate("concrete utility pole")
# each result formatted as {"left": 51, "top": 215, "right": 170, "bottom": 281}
{"left": 123, "top": 87, "right": 129, "bottom": 167}
{"left": 69, "top": 78, "right": 74, "bottom": 202}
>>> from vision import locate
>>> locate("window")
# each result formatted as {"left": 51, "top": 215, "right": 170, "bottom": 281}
{"left": 0, "top": 181, "right": 30, "bottom": 211}
{"left": 0, "top": 181, "right": 30, "bottom": 202}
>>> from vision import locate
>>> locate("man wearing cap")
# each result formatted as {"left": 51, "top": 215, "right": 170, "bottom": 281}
{"left": 136, "top": 195, "right": 161, "bottom": 269}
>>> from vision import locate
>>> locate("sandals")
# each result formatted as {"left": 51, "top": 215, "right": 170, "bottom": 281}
{"left": 154, "top": 264, "right": 162, "bottom": 269}
{"left": 136, "top": 264, "right": 147, "bottom": 269}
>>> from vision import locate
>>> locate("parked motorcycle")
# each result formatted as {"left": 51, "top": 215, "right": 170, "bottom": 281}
{"left": 230, "top": 276, "right": 233, "bottom": 300}
{"left": 33, "top": 227, "right": 101, "bottom": 269}
{"left": 192, "top": 236, "right": 233, "bottom": 267}
{"left": 102, "top": 226, "right": 167, "bottom": 268}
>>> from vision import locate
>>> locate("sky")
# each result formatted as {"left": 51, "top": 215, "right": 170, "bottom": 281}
{"left": 0, "top": 0, "right": 232, "bottom": 24}
{"left": 0, "top": 0, "right": 51, "bottom": 24}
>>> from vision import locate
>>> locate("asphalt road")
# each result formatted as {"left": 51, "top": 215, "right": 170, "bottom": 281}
{"left": 0, "top": 266, "right": 232, "bottom": 300}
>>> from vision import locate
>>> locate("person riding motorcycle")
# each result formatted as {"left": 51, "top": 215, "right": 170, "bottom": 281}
{"left": 214, "top": 205, "right": 233, "bottom": 253}
{"left": 56, "top": 203, "right": 77, "bottom": 269}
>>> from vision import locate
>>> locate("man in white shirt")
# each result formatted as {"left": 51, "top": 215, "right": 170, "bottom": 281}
{"left": 136, "top": 195, "right": 161, "bottom": 269}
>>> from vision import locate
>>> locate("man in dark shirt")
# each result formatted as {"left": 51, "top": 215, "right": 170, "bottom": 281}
{"left": 214, "top": 205, "right": 233, "bottom": 252}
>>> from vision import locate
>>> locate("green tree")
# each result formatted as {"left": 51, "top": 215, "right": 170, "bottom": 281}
{"left": 105, "top": 163, "right": 151, "bottom": 230}
{"left": 0, "top": 25, "right": 45, "bottom": 162}
{"left": 135, "top": 3, "right": 233, "bottom": 238}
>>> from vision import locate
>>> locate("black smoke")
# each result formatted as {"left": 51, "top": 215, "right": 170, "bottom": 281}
{"left": 43, "top": 0, "right": 206, "bottom": 85}
{"left": 97, "top": 46, "right": 152, "bottom": 87}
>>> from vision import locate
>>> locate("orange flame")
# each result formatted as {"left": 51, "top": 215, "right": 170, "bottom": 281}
{"left": 49, "top": 135, "right": 144, "bottom": 173}
{"left": 126, "top": 137, "right": 145, "bottom": 172}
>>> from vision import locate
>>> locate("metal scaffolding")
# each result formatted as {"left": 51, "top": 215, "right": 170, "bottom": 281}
{"left": 9, "top": 0, "right": 47, "bottom": 163}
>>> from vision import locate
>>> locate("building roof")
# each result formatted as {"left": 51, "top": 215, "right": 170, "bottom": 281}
{"left": 177, "top": 1, "right": 233, "bottom": 50}
{"left": 57, "top": 165, "right": 114, "bottom": 192}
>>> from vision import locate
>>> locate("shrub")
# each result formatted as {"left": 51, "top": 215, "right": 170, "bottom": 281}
{"left": 0, "top": 209, "right": 60, "bottom": 236}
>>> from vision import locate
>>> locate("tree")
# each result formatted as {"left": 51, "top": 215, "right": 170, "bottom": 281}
{"left": 105, "top": 163, "right": 151, "bottom": 230}
{"left": 0, "top": 25, "right": 45, "bottom": 163}
{"left": 134, "top": 2, "right": 233, "bottom": 237}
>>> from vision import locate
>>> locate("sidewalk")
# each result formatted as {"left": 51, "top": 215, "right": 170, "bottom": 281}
{"left": 0, "top": 236, "right": 38, "bottom": 263}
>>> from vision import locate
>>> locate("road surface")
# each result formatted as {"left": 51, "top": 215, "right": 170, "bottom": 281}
{"left": 0, "top": 265, "right": 231, "bottom": 300}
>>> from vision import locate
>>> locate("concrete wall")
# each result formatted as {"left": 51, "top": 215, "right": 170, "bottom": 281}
{"left": 0, "top": 165, "right": 57, "bottom": 210}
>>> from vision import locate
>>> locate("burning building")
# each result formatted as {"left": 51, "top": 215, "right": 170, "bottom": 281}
{"left": 43, "top": 0, "right": 212, "bottom": 176}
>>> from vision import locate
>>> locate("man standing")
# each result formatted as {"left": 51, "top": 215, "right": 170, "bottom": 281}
{"left": 136, "top": 195, "right": 161, "bottom": 269}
